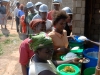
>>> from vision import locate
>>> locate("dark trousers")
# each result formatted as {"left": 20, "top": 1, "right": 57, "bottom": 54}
{"left": 15, "top": 16, "right": 20, "bottom": 32}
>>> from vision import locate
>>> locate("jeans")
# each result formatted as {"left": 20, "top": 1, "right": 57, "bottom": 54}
{"left": 15, "top": 16, "right": 20, "bottom": 32}
{"left": 27, "top": 67, "right": 29, "bottom": 75}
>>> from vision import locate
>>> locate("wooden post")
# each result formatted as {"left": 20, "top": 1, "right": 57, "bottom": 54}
{"left": 97, "top": 51, "right": 100, "bottom": 68}
{"left": 95, "top": 39, "right": 100, "bottom": 75}
{"left": 95, "top": 66, "right": 100, "bottom": 75}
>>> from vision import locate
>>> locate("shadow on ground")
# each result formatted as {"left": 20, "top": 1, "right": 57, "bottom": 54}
{"left": 18, "top": 33, "right": 28, "bottom": 40}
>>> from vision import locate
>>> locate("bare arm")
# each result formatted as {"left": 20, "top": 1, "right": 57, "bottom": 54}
{"left": 88, "top": 40, "right": 100, "bottom": 46}
{"left": 52, "top": 58, "right": 80, "bottom": 67}
{"left": 21, "top": 65, "right": 28, "bottom": 75}
{"left": 54, "top": 59, "right": 72, "bottom": 66}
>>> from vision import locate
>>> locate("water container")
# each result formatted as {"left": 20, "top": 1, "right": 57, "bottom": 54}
{"left": 83, "top": 48, "right": 99, "bottom": 68}
{"left": 69, "top": 38, "right": 84, "bottom": 53}
{"left": 84, "top": 67, "right": 95, "bottom": 75}
{"left": 69, "top": 36, "right": 84, "bottom": 49}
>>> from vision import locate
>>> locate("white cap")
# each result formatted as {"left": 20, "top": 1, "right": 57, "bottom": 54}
{"left": 26, "top": 2, "right": 34, "bottom": 8}
{"left": 62, "top": 7, "right": 73, "bottom": 14}
{"left": 39, "top": 4, "right": 48, "bottom": 12}
{"left": 53, "top": 0, "right": 62, "bottom": 4}
{"left": 35, "top": 2, "right": 42, "bottom": 7}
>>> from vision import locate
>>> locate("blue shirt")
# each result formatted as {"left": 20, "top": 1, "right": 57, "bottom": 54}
{"left": 18, "top": 10, "right": 24, "bottom": 18}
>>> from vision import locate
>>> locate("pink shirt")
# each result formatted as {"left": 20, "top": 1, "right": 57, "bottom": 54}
{"left": 47, "top": 10, "right": 54, "bottom": 20}
{"left": 19, "top": 38, "right": 34, "bottom": 65}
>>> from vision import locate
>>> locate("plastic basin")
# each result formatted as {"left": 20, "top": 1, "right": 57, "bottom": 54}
{"left": 57, "top": 64, "right": 80, "bottom": 75}
{"left": 60, "top": 55, "right": 81, "bottom": 68}
{"left": 83, "top": 48, "right": 99, "bottom": 68}
{"left": 70, "top": 48, "right": 83, "bottom": 53}
{"left": 84, "top": 67, "right": 95, "bottom": 75}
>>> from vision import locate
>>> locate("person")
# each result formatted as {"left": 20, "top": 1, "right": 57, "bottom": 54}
{"left": 19, "top": 19, "right": 46, "bottom": 75}
{"left": 18, "top": 4, "right": 25, "bottom": 33}
{"left": 47, "top": 0, "right": 62, "bottom": 20}
{"left": 20, "top": 7, "right": 28, "bottom": 39}
{"left": 48, "top": 10, "right": 71, "bottom": 60}
{"left": 14, "top": 1, "right": 20, "bottom": 32}
{"left": 18, "top": 4, "right": 24, "bottom": 18}
{"left": 35, "top": 2, "right": 42, "bottom": 12}
{"left": 28, "top": 32, "right": 80, "bottom": 75}
{"left": 62, "top": 7, "right": 73, "bottom": 36}
{"left": 32, "top": 4, "right": 52, "bottom": 32}
{"left": 0, "top": 1, "right": 7, "bottom": 29}
{"left": 26, "top": 2, "right": 37, "bottom": 34}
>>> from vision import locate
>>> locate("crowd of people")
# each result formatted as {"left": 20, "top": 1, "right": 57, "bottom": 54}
{"left": 14, "top": 0, "right": 73, "bottom": 37}
{"left": 0, "top": 0, "right": 99, "bottom": 75}
{"left": 18, "top": 0, "right": 78, "bottom": 75}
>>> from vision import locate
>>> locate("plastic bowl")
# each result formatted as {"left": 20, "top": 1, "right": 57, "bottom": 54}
{"left": 70, "top": 48, "right": 83, "bottom": 53}
{"left": 57, "top": 64, "right": 80, "bottom": 75}
{"left": 60, "top": 55, "right": 65, "bottom": 61}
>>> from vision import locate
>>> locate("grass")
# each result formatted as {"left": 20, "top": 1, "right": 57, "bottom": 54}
{"left": 0, "top": 44, "right": 3, "bottom": 55}
{"left": 0, "top": 34, "right": 3, "bottom": 37}
{"left": 0, "top": 33, "right": 22, "bottom": 56}
{"left": 3, "top": 39, "right": 12, "bottom": 44}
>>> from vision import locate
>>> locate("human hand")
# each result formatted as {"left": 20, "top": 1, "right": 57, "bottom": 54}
{"left": 71, "top": 35, "right": 76, "bottom": 38}
{"left": 72, "top": 58, "right": 80, "bottom": 64}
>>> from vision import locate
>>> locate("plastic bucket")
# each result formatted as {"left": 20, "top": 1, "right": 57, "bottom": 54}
{"left": 93, "top": 45, "right": 99, "bottom": 49}
{"left": 69, "top": 41, "right": 84, "bottom": 53}
{"left": 83, "top": 48, "right": 99, "bottom": 68}
{"left": 84, "top": 67, "right": 95, "bottom": 75}
{"left": 69, "top": 42, "right": 84, "bottom": 49}
{"left": 57, "top": 64, "right": 80, "bottom": 75}
{"left": 69, "top": 36, "right": 84, "bottom": 48}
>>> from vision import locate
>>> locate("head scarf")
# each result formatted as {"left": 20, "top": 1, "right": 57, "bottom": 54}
{"left": 29, "top": 32, "right": 53, "bottom": 51}
{"left": 29, "top": 19, "right": 45, "bottom": 30}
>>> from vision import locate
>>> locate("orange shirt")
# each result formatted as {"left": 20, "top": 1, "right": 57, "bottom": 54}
{"left": 20, "top": 15, "right": 27, "bottom": 33}
{"left": 48, "top": 30, "right": 69, "bottom": 50}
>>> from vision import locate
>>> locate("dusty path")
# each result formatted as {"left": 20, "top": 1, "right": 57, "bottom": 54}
{"left": 0, "top": 20, "right": 23, "bottom": 75}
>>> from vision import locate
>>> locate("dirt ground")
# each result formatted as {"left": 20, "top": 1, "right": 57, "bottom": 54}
{"left": 0, "top": 20, "right": 24, "bottom": 75}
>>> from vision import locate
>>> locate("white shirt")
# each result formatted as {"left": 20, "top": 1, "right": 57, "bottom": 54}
{"left": 29, "top": 59, "right": 57, "bottom": 75}
{"left": 46, "top": 19, "right": 52, "bottom": 30}
{"left": 32, "top": 14, "right": 52, "bottom": 30}
{"left": 14, "top": 7, "right": 19, "bottom": 17}
{"left": 68, "top": 20, "right": 73, "bottom": 26}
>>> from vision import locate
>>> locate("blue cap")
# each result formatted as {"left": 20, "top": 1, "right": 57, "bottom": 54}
{"left": 62, "top": 7, "right": 73, "bottom": 14}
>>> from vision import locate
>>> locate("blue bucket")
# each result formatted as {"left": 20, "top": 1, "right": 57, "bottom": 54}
{"left": 69, "top": 36, "right": 84, "bottom": 49}
{"left": 93, "top": 45, "right": 99, "bottom": 49}
{"left": 83, "top": 48, "right": 99, "bottom": 68}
